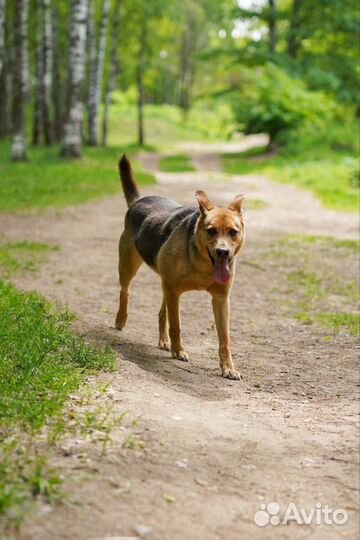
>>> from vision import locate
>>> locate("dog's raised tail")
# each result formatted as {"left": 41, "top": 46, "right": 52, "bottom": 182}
{"left": 119, "top": 155, "right": 140, "bottom": 207}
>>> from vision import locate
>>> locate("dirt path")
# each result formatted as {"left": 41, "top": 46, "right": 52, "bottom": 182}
{"left": 1, "top": 140, "right": 359, "bottom": 540}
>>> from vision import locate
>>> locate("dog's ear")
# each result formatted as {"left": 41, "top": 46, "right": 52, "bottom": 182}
{"left": 195, "top": 190, "right": 215, "bottom": 216}
{"left": 228, "top": 194, "right": 245, "bottom": 214}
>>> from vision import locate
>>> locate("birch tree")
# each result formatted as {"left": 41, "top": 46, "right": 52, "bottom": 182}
{"left": 42, "top": 0, "right": 53, "bottom": 144}
{"left": 61, "top": 0, "right": 88, "bottom": 158}
{"left": 11, "top": 0, "right": 29, "bottom": 161}
{"left": 52, "top": 3, "right": 62, "bottom": 142}
{"left": 102, "top": 0, "right": 122, "bottom": 147}
{"left": 87, "top": 0, "right": 110, "bottom": 146}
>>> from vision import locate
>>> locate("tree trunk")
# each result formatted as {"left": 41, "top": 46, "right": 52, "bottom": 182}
{"left": 288, "top": 0, "right": 302, "bottom": 59}
{"left": 268, "top": 0, "right": 276, "bottom": 54}
{"left": 42, "top": 0, "right": 53, "bottom": 144}
{"left": 52, "top": 4, "right": 62, "bottom": 142}
{"left": 87, "top": 0, "right": 110, "bottom": 146}
{"left": 11, "top": 0, "right": 29, "bottom": 161}
{"left": 137, "top": 21, "right": 146, "bottom": 147}
{"left": 0, "top": 0, "right": 5, "bottom": 78}
{"left": 61, "top": 0, "right": 88, "bottom": 158}
{"left": 178, "top": 15, "right": 195, "bottom": 119}
{"left": 102, "top": 0, "right": 122, "bottom": 147}
{"left": 0, "top": 0, "right": 8, "bottom": 139}
{"left": 33, "top": 0, "right": 44, "bottom": 145}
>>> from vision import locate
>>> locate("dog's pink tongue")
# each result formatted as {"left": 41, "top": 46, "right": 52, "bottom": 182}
{"left": 213, "top": 259, "right": 231, "bottom": 285}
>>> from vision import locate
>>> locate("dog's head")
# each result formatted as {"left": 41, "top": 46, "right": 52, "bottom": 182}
{"left": 195, "top": 190, "right": 245, "bottom": 286}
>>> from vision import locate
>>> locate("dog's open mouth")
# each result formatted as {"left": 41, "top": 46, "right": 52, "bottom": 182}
{"left": 207, "top": 249, "right": 232, "bottom": 285}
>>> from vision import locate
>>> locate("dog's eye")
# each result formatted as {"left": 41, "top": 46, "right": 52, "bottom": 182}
{"left": 229, "top": 229, "right": 238, "bottom": 238}
{"left": 206, "top": 227, "right": 217, "bottom": 237}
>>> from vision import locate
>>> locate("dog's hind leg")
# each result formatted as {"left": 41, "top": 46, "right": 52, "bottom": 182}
{"left": 115, "top": 231, "right": 142, "bottom": 330}
{"left": 158, "top": 295, "right": 170, "bottom": 350}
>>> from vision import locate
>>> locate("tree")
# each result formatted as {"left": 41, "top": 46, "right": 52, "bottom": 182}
{"left": 268, "top": 0, "right": 277, "bottom": 54}
{"left": 87, "top": 0, "right": 111, "bottom": 145}
{"left": 0, "top": 0, "right": 5, "bottom": 78}
{"left": 32, "top": 0, "right": 44, "bottom": 144}
{"left": 287, "top": 0, "right": 302, "bottom": 58}
{"left": 61, "top": 0, "right": 88, "bottom": 158}
{"left": 52, "top": 3, "right": 63, "bottom": 142}
{"left": 102, "top": 0, "right": 122, "bottom": 147}
{"left": 11, "top": 0, "right": 29, "bottom": 161}
{"left": 41, "top": 0, "right": 53, "bottom": 144}
{"left": 136, "top": 17, "right": 146, "bottom": 146}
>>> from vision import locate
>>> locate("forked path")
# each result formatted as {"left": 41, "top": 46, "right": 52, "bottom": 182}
{"left": 2, "top": 140, "right": 359, "bottom": 540}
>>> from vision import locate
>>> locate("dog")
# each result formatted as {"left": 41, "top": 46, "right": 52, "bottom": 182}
{"left": 115, "top": 155, "right": 245, "bottom": 380}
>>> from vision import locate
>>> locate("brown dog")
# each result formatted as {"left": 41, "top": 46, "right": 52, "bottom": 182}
{"left": 115, "top": 155, "right": 245, "bottom": 379}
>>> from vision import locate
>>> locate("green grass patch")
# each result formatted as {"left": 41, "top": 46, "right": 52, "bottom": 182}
{"left": 0, "top": 143, "right": 155, "bottom": 212}
{"left": 265, "top": 233, "right": 359, "bottom": 336}
{"left": 294, "top": 311, "right": 359, "bottom": 336}
{"left": 317, "top": 312, "right": 359, "bottom": 337}
{"left": 0, "top": 239, "right": 59, "bottom": 277}
{"left": 287, "top": 270, "right": 324, "bottom": 299}
{"left": 159, "top": 154, "right": 195, "bottom": 173}
{"left": 284, "top": 233, "right": 359, "bottom": 253}
{"left": 245, "top": 198, "right": 268, "bottom": 210}
{"left": 0, "top": 280, "right": 117, "bottom": 529}
{"left": 0, "top": 281, "right": 116, "bottom": 429}
{"left": 222, "top": 147, "right": 359, "bottom": 213}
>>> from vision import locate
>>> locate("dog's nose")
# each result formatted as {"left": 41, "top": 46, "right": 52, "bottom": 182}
{"left": 216, "top": 247, "right": 230, "bottom": 259}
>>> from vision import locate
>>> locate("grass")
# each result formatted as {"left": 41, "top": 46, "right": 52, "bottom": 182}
{"left": 159, "top": 154, "right": 195, "bottom": 172}
{"left": 284, "top": 234, "right": 359, "bottom": 253}
{"left": 0, "top": 235, "right": 119, "bottom": 531}
{"left": 222, "top": 144, "right": 359, "bottom": 213}
{"left": 266, "top": 233, "right": 359, "bottom": 337}
{"left": 245, "top": 198, "right": 268, "bottom": 210}
{"left": 0, "top": 239, "right": 59, "bottom": 277}
{"left": 317, "top": 313, "right": 359, "bottom": 336}
{"left": 0, "top": 143, "right": 155, "bottom": 212}
{"left": 0, "top": 280, "right": 117, "bottom": 529}
{"left": 107, "top": 96, "right": 233, "bottom": 148}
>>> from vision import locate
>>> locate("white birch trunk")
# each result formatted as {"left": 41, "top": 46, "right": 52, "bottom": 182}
{"left": 88, "top": 0, "right": 110, "bottom": 146}
{"left": 61, "top": 0, "right": 88, "bottom": 158}
{"left": 11, "top": 0, "right": 29, "bottom": 161}
{"left": 42, "top": 0, "right": 53, "bottom": 144}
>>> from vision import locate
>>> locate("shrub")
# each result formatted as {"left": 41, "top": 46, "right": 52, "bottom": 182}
{"left": 230, "top": 63, "right": 333, "bottom": 146}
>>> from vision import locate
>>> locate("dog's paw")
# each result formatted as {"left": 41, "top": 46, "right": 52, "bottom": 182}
{"left": 171, "top": 350, "right": 189, "bottom": 362}
{"left": 158, "top": 339, "right": 170, "bottom": 351}
{"left": 222, "top": 368, "right": 242, "bottom": 380}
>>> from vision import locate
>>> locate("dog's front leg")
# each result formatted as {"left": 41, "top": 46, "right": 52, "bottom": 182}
{"left": 163, "top": 285, "right": 188, "bottom": 361}
{"left": 211, "top": 293, "right": 241, "bottom": 380}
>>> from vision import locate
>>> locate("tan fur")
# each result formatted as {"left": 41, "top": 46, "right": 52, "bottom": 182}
{"left": 115, "top": 187, "right": 245, "bottom": 380}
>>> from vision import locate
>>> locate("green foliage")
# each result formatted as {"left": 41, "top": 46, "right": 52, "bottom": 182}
{"left": 107, "top": 94, "right": 233, "bottom": 147}
{"left": 0, "top": 143, "right": 155, "bottom": 211}
{"left": 229, "top": 63, "right": 333, "bottom": 143}
{"left": 159, "top": 154, "right": 195, "bottom": 172}
{"left": 0, "top": 240, "right": 59, "bottom": 277}
{"left": 222, "top": 116, "right": 359, "bottom": 213}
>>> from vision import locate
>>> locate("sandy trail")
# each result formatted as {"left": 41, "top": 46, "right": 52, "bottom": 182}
{"left": 1, "top": 139, "right": 359, "bottom": 540}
